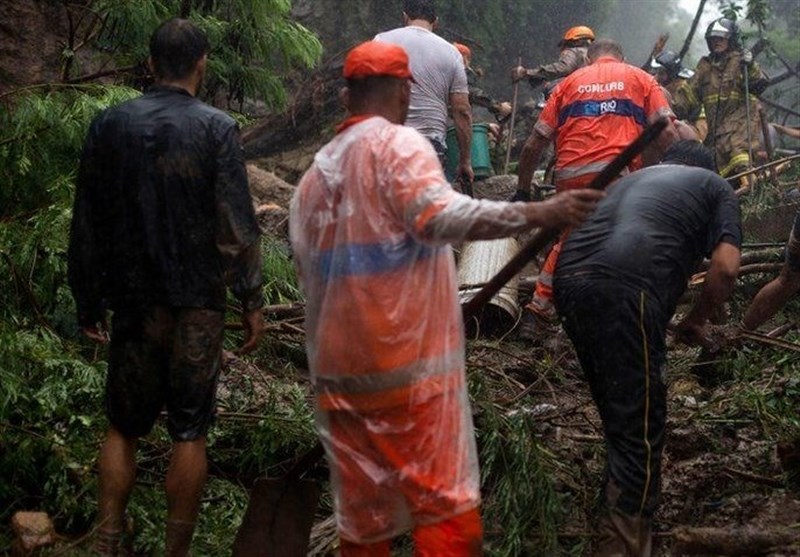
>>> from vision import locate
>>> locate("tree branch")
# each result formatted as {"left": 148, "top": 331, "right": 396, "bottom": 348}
{"left": 679, "top": 0, "right": 707, "bottom": 61}
{"left": 65, "top": 64, "right": 142, "bottom": 84}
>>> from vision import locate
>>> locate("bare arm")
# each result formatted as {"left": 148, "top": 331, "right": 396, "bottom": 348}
{"left": 676, "top": 242, "right": 740, "bottom": 345}
{"left": 450, "top": 91, "right": 473, "bottom": 184}
{"left": 642, "top": 114, "right": 684, "bottom": 166}
{"left": 742, "top": 265, "right": 800, "bottom": 330}
{"left": 773, "top": 123, "right": 800, "bottom": 140}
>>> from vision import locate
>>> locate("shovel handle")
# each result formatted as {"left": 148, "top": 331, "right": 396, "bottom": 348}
{"left": 461, "top": 117, "right": 669, "bottom": 319}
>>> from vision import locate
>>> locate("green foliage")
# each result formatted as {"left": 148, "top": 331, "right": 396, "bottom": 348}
{"left": 211, "top": 359, "right": 316, "bottom": 479}
{"left": 719, "top": 1, "right": 745, "bottom": 23}
{"left": 746, "top": 0, "right": 771, "bottom": 31}
{"left": 470, "top": 371, "right": 563, "bottom": 556}
{"left": 0, "top": 323, "right": 105, "bottom": 537}
{"left": 706, "top": 327, "right": 800, "bottom": 439}
{"left": 196, "top": 2, "right": 322, "bottom": 109}
{"left": 0, "top": 86, "right": 140, "bottom": 218}
{"left": 260, "top": 238, "right": 303, "bottom": 305}
{"left": 92, "top": 0, "right": 175, "bottom": 66}
{"left": 66, "top": 0, "right": 322, "bottom": 111}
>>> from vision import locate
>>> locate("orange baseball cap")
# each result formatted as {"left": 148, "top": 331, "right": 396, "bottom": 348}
{"left": 343, "top": 41, "right": 416, "bottom": 82}
{"left": 453, "top": 42, "right": 471, "bottom": 57}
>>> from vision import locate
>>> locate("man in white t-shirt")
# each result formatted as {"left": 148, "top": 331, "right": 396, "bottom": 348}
{"left": 375, "top": 0, "right": 474, "bottom": 186}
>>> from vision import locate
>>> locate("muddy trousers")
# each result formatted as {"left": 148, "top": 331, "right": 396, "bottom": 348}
{"left": 338, "top": 508, "right": 483, "bottom": 557}
{"left": 555, "top": 276, "right": 668, "bottom": 556}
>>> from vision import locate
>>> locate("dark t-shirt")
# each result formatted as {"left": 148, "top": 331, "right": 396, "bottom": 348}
{"left": 556, "top": 164, "right": 742, "bottom": 311}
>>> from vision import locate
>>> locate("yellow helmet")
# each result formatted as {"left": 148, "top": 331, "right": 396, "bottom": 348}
{"left": 560, "top": 25, "right": 595, "bottom": 46}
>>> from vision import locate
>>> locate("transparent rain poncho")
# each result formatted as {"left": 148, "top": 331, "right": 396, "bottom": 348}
{"left": 290, "top": 116, "right": 544, "bottom": 543}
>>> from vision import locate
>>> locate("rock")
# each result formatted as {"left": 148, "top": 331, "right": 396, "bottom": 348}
{"left": 246, "top": 164, "right": 296, "bottom": 207}
{"left": 472, "top": 174, "right": 518, "bottom": 201}
{"left": 668, "top": 427, "right": 713, "bottom": 461}
{"left": 255, "top": 203, "right": 290, "bottom": 240}
{"left": 11, "top": 511, "right": 55, "bottom": 554}
{"left": 0, "top": 2, "right": 67, "bottom": 93}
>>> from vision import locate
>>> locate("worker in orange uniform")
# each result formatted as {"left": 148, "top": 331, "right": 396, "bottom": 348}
{"left": 511, "top": 38, "right": 677, "bottom": 340}
{"left": 511, "top": 25, "right": 594, "bottom": 88}
{"left": 289, "top": 40, "right": 604, "bottom": 556}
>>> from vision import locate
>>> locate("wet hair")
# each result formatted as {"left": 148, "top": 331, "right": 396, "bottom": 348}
{"left": 587, "top": 38, "right": 624, "bottom": 62}
{"left": 660, "top": 140, "right": 717, "bottom": 172}
{"left": 149, "top": 18, "right": 210, "bottom": 80}
{"left": 403, "top": 0, "right": 436, "bottom": 23}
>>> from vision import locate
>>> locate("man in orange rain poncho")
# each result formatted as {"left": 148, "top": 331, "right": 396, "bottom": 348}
{"left": 289, "top": 40, "right": 603, "bottom": 555}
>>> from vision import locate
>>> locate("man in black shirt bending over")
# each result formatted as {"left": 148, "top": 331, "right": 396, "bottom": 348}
{"left": 554, "top": 140, "right": 742, "bottom": 555}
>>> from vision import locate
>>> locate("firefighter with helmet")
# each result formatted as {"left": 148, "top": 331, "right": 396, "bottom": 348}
{"left": 650, "top": 50, "right": 694, "bottom": 97}
{"left": 673, "top": 17, "right": 769, "bottom": 189}
{"left": 649, "top": 50, "right": 708, "bottom": 141}
{"left": 511, "top": 25, "right": 594, "bottom": 88}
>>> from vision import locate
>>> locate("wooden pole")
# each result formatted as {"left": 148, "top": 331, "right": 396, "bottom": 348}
{"left": 503, "top": 56, "right": 522, "bottom": 175}
{"left": 729, "top": 152, "right": 800, "bottom": 186}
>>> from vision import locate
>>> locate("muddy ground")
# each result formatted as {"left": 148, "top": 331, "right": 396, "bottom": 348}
{"left": 246, "top": 158, "right": 800, "bottom": 555}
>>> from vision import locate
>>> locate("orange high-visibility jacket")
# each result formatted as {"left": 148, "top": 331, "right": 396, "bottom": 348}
{"left": 536, "top": 56, "right": 674, "bottom": 183}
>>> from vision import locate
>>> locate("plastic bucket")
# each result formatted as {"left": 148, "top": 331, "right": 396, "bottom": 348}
{"left": 445, "top": 123, "right": 493, "bottom": 181}
{"left": 457, "top": 237, "right": 520, "bottom": 336}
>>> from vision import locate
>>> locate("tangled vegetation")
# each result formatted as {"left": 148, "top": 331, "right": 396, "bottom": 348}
{"left": 2, "top": 91, "right": 799, "bottom": 557}
{"left": 1, "top": 0, "right": 799, "bottom": 555}
{"left": 0, "top": 1, "right": 322, "bottom": 553}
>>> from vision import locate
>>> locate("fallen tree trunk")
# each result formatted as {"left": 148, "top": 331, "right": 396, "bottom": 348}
{"left": 672, "top": 525, "right": 798, "bottom": 555}
{"left": 241, "top": 63, "right": 345, "bottom": 162}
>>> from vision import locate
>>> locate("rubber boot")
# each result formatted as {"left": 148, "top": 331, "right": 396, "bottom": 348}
{"left": 594, "top": 481, "right": 653, "bottom": 557}
{"left": 594, "top": 509, "right": 652, "bottom": 557}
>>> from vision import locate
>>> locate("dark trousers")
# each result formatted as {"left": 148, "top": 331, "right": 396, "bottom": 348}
{"left": 554, "top": 276, "right": 668, "bottom": 517}
{"left": 107, "top": 305, "right": 224, "bottom": 441}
